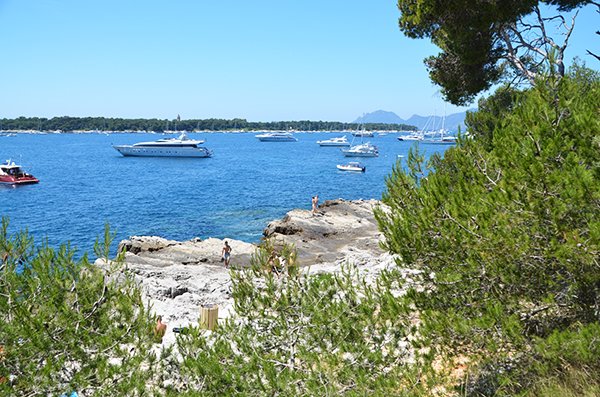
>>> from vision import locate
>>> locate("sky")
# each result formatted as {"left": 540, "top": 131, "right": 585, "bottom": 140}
{"left": 0, "top": 0, "right": 597, "bottom": 122}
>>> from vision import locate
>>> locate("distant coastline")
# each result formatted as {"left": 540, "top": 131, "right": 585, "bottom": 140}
{"left": 0, "top": 116, "right": 418, "bottom": 134}
{"left": 0, "top": 128, "right": 418, "bottom": 134}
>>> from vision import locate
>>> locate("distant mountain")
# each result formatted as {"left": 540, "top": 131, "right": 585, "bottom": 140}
{"left": 353, "top": 110, "right": 405, "bottom": 125}
{"left": 354, "top": 109, "right": 476, "bottom": 133}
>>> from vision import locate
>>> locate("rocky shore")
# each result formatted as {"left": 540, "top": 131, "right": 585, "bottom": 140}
{"left": 96, "top": 199, "right": 408, "bottom": 346}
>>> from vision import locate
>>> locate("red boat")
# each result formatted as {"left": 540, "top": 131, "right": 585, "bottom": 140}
{"left": 0, "top": 160, "right": 39, "bottom": 185}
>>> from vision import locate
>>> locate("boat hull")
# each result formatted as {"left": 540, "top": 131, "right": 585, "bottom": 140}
{"left": 336, "top": 165, "right": 365, "bottom": 172}
{"left": 318, "top": 142, "right": 350, "bottom": 147}
{"left": 421, "top": 139, "right": 457, "bottom": 145}
{"left": 256, "top": 137, "right": 297, "bottom": 142}
{"left": 341, "top": 151, "right": 378, "bottom": 157}
{"left": 112, "top": 145, "right": 212, "bottom": 158}
{"left": 398, "top": 136, "right": 423, "bottom": 141}
{"left": 0, "top": 176, "right": 39, "bottom": 185}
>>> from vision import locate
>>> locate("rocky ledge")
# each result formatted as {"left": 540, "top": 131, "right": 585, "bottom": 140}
{"left": 264, "top": 199, "right": 387, "bottom": 266}
{"left": 96, "top": 199, "right": 411, "bottom": 346}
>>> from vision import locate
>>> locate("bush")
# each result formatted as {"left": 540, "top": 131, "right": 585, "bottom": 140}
{"left": 0, "top": 221, "right": 157, "bottom": 396}
{"left": 375, "top": 67, "right": 600, "bottom": 395}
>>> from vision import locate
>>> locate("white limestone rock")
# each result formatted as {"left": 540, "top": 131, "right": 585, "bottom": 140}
{"left": 95, "top": 199, "right": 417, "bottom": 347}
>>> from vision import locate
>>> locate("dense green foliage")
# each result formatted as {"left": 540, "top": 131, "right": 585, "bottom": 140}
{"left": 0, "top": 116, "right": 417, "bottom": 133}
{"left": 376, "top": 67, "right": 600, "bottom": 395}
{"left": 0, "top": 222, "right": 158, "bottom": 396}
{"left": 396, "top": 0, "right": 592, "bottom": 104}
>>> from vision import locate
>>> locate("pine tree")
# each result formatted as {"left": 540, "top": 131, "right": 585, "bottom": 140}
{"left": 0, "top": 221, "right": 159, "bottom": 396}
{"left": 375, "top": 66, "right": 600, "bottom": 395}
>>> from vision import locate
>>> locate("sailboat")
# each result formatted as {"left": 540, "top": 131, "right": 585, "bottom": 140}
{"left": 421, "top": 107, "right": 457, "bottom": 145}
{"left": 398, "top": 115, "right": 434, "bottom": 142}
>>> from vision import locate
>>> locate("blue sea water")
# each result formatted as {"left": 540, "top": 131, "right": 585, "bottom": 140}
{"left": 0, "top": 132, "right": 450, "bottom": 256}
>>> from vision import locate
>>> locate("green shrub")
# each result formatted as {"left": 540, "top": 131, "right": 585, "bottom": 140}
{"left": 376, "top": 66, "right": 600, "bottom": 395}
{"left": 0, "top": 221, "right": 157, "bottom": 396}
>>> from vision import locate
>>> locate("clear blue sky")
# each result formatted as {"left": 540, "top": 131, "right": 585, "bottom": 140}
{"left": 0, "top": 1, "right": 597, "bottom": 122}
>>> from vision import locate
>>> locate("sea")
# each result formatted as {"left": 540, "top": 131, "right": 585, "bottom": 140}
{"left": 0, "top": 132, "right": 451, "bottom": 257}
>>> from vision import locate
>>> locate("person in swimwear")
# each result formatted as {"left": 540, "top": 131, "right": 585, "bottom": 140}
{"left": 222, "top": 241, "right": 232, "bottom": 267}
{"left": 154, "top": 316, "right": 167, "bottom": 343}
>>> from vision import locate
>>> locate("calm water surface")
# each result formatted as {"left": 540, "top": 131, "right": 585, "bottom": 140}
{"left": 0, "top": 132, "right": 450, "bottom": 255}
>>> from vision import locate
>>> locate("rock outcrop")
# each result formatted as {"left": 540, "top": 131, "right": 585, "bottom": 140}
{"left": 96, "top": 199, "right": 404, "bottom": 346}
{"left": 263, "top": 199, "right": 386, "bottom": 266}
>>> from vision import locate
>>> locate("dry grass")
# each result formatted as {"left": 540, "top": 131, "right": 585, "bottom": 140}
{"left": 528, "top": 366, "right": 600, "bottom": 397}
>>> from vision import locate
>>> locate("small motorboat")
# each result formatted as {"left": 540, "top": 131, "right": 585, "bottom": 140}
{"left": 0, "top": 160, "right": 39, "bottom": 185}
{"left": 337, "top": 162, "right": 366, "bottom": 172}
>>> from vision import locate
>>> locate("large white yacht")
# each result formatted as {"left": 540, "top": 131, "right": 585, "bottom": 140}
{"left": 255, "top": 132, "right": 297, "bottom": 142}
{"left": 112, "top": 132, "right": 213, "bottom": 157}
{"left": 341, "top": 142, "right": 379, "bottom": 157}
{"left": 316, "top": 135, "right": 350, "bottom": 146}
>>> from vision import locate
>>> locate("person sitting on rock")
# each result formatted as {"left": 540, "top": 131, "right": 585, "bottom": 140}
{"left": 154, "top": 316, "right": 167, "bottom": 343}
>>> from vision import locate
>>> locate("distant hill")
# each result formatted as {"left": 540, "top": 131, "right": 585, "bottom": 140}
{"left": 353, "top": 110, "right": 405, "bottom": 125}
{"left": 354, "top": 109, "right": 476, "bottom": 132}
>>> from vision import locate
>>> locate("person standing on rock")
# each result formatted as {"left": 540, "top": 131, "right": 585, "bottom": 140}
{"left": 222, "top": 241, "right": 232, "bottom": 267}
{"left": 311, "top": 195, "right": 319, "bottom": 215}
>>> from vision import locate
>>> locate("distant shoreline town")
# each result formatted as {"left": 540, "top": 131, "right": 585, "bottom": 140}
{"left": 0, "top": 116, "right": 418, "bottom": 134}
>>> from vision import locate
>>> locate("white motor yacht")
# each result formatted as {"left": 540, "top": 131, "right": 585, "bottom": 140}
{"left": 397, "top": 134, "right": 423, "bottom": 141}
{"left": 317, "top": 135, "right": 350, "bottom": 146}
{"left": 341, "top": 142, "right": 379, "bottom": 157}
{"left": 255, "top": 132, "right": 297, "bottom": 142}
{"left": 336, "top": 161, "right": 366, "bottom": 172}
{"left": 112, "top": 132, "right": 213, "bottom": 157}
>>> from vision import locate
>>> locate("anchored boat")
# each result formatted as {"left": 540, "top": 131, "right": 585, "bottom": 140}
{"left": 317, "top": 135, "right": 351, "bottom": 146}
{"left": 336, "top": 162, "right": 366, "bottom": 172}
{"left": 255, "top": 132, "right": 297, "bottom": 142}
{"left": 112, "top": 132, "right": 213, "bottom": 157}
{"left": 0, "top": 160, "right": 39, "bottom": 185}
{"left": 341, "top": 142, "right": 379, "bottom": 157}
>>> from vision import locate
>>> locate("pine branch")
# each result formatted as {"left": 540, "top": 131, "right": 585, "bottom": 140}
{"left": 500, "top": 29, "right": 538, "bottom": 84}
{"left": 508, "top": 21, "right": 548, "bottom": 59}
